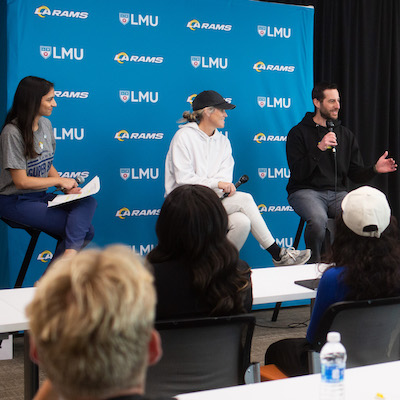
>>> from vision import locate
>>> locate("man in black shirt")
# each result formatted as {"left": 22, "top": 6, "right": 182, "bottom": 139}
{"left": 286, "top": 82, "right": 396, "bottom": 262}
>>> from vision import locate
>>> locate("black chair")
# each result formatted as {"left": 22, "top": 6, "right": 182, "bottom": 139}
{"left": 145, "top": 314, "right": 257, "bottom": 398}
{"left": 271, "top": 217, "right": 335, "bottom": 322}
{"left": 1, "top": 217, "right": 62, "bottom": 287}
{"left": 308, "top": 296, "right": 400, "bottom": 372}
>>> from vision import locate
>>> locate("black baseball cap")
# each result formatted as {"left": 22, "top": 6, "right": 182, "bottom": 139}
{"left": 192, "top": 90, "right": 236, "bottom": 111}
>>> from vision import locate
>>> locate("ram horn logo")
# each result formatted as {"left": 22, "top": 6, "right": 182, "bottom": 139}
{"left": 37, "top": 250, "right": 53, "bottom": 262}
{"left": 187, "top": 94, "right": 197, "bottom": 104}
{"left": 115, "top": 52, "right": 129, "bottom": 64}
{"left": 187, "top": 19, "right": 200, "bottom": 30}
{"left": 253, "top": 132, "right": 266, "bottom": 143}
{"left": 120, "top": 168, "right": 130, "bottom": 180}
{"left": 40, "top": 46, "right": 52, "bottom": 59}
{"left": 257, "top": 25, "right": 266, "bottom": 37}
{"left": 119, "top": 13, "right": 129, "bottom": 25}
{"left": 35, "top": 5, "right": 51, "bottom": 18}
{"left": 119, "top": 90, "right": 130, "bottom": 103}
{"left": 258, "top": 203, "right": 267, "bottom": 214}
{"left": 253, "top": 61, "right": 265, "bottom": 72}
{"left": 257, "top": 96, "right": 266, "bottom": 108}
{"left": 258, "top": 168, "right": 267, "bottom": 179}
{"left": 116, "top": 207, "right": 130, "bottom": 219}
{"left": 191, "top": 56, "right": 201, "bottom": 68}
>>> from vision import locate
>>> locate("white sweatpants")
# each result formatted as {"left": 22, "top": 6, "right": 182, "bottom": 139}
{"left": 222, "top": 191, "right": 275, "bottom": 250}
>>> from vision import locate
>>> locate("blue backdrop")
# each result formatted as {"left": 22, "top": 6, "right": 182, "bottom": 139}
{"left": 0, "top": 0, "right": 314, "bottom": 288}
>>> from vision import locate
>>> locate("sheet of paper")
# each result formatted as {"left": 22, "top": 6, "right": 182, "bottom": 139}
{"left": 47, "top": 176, "right": 100, "bottom": 207}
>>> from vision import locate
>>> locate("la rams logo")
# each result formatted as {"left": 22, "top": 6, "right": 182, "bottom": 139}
{"left": 258, "top": 204, "right": 267, "bottom": 214}
{"left": 119, "top": 13, "right": 129, "bottom": 25}
{"left": 119, "top": 91, "right": 130, "bottom": 103}
{"left": 258, "top": 168, "right": 267, "bottom": 179}
{"left": 253, "top": 133, "right": 266, "bottom": 143}
{"left": 120, "top": 168, "right": 130, "bottom": 180}
{"left": 37, "top": 250, "right": 53, "bottom": 262}
{"left": 115, "top": 130, "right": 129, "bottom": 141}
{"left": 191, "top": 56, "right": 201, "bottom": 68}
{"left": 253, "top": 61, "right": 266, "bottom": 72}
{"left": 257, "top": 97, "right": 266, "bottom": 108}
{"left": 116, "top": 207, "right": 130, "bottom": 219}
{"left": 40, "top": 46, "right": 52, "bottom": 59}
{"left": 187, "top": 94, "right": 197, "bottom": 105}
{"left": 187, "top": 19, "right": 201, "bottom": 30}
{"left": 257, "top": 25, "right": 266, "bottom": 37}
{"left": 114, "top": 52, "right": 129, "bottom": 64}
{"left": 35, "top": 5, "right": 50, "bottom": 18}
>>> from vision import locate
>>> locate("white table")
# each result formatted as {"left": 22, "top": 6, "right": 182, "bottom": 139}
{"left": 177, "top": 360, "right": 400, "bottom": 400}
{"left": 0, "top": 287, "right": 36, "bottom": 400}
{"left": 0, "top": 287, "right": 34, "bottom": 331}
{"left": 251, "top": 263, "right": 323, "bottom": 305}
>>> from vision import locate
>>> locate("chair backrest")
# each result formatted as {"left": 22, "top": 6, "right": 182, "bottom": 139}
{"left": 145, "top": 314, "right": 255, "bottom": 398}
{"left": 312, "top": 296, "right": 400, "bottom": 368}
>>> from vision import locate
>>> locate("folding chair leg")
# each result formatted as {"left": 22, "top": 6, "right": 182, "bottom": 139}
{"left": 24, "top": 331, "right": 39, "bottom": 399}
{"left": 14, "top": 232, "right": 40, "bottom": 288}
{"left": 293, "top": 218, "right": 305, "bottom": 250}
{"left": 271, "top": 302, "right": 282, "bottom": 322}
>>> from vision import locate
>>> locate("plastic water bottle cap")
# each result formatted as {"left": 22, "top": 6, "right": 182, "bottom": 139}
{"left": 327, "top": 331, "right": 341, "bottom": 343}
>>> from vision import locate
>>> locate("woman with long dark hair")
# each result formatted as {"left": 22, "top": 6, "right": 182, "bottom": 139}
{"left": 264, "top": 186, "right": 400, "bottom": 376}
{"left": 147, "top": 184, "right": 252, "bottom": 319}
{"left": 0, "top": 76, "right": 96, "bottom": 259}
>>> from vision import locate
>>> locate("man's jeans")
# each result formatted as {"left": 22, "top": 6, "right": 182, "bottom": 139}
{"left": 288, "top": 189, "right": 347, "bottom": 262}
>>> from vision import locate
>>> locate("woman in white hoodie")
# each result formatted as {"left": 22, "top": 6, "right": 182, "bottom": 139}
{"left": 165, "top": 90, "right": 310, "bottom": 266}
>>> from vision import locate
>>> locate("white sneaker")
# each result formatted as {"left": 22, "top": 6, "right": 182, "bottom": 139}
{"left": 272, "top": 247, "right": 311, "bottom": 266}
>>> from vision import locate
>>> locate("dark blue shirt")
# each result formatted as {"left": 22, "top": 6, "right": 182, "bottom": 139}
{"left": 306, "top": 266, "right": 349, "bottom": 343}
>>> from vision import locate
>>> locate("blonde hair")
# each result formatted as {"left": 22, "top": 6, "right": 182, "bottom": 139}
{"left": 179, "top": 106, "right": 216, "bottom": 123}
{"left": 26, "top": 245, "right": 156, "bottom": 399}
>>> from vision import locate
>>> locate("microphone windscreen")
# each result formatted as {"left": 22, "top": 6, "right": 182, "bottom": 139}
{"left": 240, "top": 175, "right": 249, "bottom": 183}
{"left": 75, "top": 176, "right": 85, "bottom": 185}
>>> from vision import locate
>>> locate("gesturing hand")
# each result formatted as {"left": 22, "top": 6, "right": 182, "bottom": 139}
{"left": 375, "top": 151, "right": 397, "bottom": 173}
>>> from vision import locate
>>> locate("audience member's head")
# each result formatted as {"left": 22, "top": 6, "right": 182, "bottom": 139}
{"left": 326, "top": 186, "right": 400, "bottom": 300}
{"left": 148, "top": 184, "right": 250, "bottom": 315}
{"left": 152, "top": 184, "right": 231, "bottom": 261}
{"left": 26, "top": 245, "right": 161, "bottom": 400}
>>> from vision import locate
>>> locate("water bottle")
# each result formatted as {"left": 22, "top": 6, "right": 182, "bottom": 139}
{"left": 320, "top": 331, "right": 347, "bottom": 400}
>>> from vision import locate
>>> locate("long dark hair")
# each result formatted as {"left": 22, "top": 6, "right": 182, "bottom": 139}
{"left": 323, "top": 215, "right": 400, "bottom": 300}
{"left": 147, "top": 184, "right": 250, "bottom": 315}
{"left": 3, "top": 76, "right": 54, "bottom": 159}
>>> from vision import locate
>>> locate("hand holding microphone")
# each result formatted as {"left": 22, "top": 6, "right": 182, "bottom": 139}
{"left": 220, "top": 175, "right": 249, "bottom": 199}
{"left": 326, "top": 119, "right": 336, "bottom": 153}
{"left": 318, "top": 120, "right": 337, "bottom": 152}
{"left": 60, "top": 176, "right": 85, "bottom": 194}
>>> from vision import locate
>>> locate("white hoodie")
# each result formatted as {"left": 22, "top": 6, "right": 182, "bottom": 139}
{"left": 165, "top": 122, "right": 234, "bottom": 195}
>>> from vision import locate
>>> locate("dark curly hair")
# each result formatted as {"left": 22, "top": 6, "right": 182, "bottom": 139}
{"left": 322, "top": 215, "right": 400, "bottom": 300}
{"left": 147, "top": 184, "right": 251, "bottom": 316}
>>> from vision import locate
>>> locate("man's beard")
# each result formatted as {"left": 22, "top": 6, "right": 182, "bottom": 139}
{"left": 320, "top": 108, "right": 338, "bottom": 121}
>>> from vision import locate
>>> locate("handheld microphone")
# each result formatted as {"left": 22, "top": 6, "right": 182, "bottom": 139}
{"left": 75, "top": 176, "right": 85, "bottom": 185}
{"left": 326, "top": 119, "right": 336, "bottom": 153}
{"left": 221, "top": 175, "right": 249, "bottom": 199}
